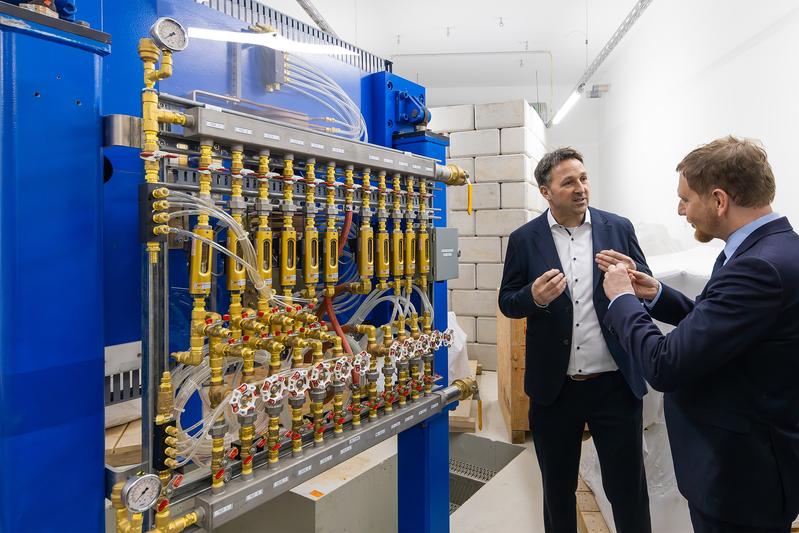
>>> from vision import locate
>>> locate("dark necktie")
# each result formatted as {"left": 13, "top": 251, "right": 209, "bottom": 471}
{"left": 711, "top": 250, "right": 727, "bottom": 276}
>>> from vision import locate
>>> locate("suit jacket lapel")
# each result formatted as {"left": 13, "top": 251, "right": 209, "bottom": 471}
{"left": 591, "top": 208, "right": 611, "bottom": 293}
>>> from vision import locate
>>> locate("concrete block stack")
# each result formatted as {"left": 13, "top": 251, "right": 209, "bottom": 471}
{"left": 428, "top": 99, "right": 549, "bottom": 370}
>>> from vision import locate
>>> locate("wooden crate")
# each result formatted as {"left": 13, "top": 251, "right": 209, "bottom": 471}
{"left": 496, "top": 297, "right": 529, "bottom": 444}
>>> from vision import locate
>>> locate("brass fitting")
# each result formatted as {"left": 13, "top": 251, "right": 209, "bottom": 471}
{"left": 111, "top": 482, "right": 144, "bottom": 533}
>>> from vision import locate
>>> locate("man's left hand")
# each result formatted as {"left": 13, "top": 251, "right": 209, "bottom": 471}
{"left": 596, "top": 249, "right": 636, "bottom": 272}
{"left": 604, "top": 263, "right": 635, "bottom": 300}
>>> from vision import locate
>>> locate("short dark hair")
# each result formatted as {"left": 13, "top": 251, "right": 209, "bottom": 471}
{"left": 676, "top": 136, "right": 775, "bottom": 207}
{"left": 534, "top": 147, "right": 584, "bottom": 187}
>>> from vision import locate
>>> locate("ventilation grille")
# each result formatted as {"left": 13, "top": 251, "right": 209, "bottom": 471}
{"left": 200, "top": 0, "right": 391, "bottom": 73}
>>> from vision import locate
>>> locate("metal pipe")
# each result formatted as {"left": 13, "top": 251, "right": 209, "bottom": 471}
{"left": 295, "top": 0, "right": 339, "bottom": 37}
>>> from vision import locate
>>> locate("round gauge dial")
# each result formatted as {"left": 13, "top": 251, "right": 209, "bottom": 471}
{"left": 121, "top": 474, "right": 162, "bottom": 513}
{"left": 149, "top": 17, "right": 188, "bottom": 52}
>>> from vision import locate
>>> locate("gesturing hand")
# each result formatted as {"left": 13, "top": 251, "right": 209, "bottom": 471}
{"left": 532, "top": 269, "right": 567, "bottom": 307}
{"left": 595, "top": 249, "right": 636, "bottom": 272}
{"left": 630, "top": 270, "right": 660, "bottom": 301}
{"left": 603, "top": 263, "right": 635, "bottom": 301}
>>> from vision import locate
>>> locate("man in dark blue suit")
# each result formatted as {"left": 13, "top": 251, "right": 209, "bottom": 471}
{"left": 498, "top": 147, "right": 652, "bottom": 533}
{"left": 602, "top": 136, "right": 799, "bottom": 532}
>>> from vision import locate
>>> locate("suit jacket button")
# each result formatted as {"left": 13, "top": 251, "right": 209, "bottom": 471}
{"left": 562, "top": 339, "right": 570, "bottom": 346}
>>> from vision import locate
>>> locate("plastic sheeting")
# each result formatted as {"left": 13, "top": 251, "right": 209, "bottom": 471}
{"left": 448, "top": 311, "right": 472, "bottom": 382}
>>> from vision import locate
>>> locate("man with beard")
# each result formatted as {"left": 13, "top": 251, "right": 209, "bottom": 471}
{"left": 498, "top": 147, "right": 652, "bottom": 533}
{"left": 601, "top": 136, "right": 799, "bottom": 532}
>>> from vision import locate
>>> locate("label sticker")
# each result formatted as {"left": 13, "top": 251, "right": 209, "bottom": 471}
{"left": 418, "top": 408, "right": 427, "bottom": 415}
{"left": 290, "top": 138, "right": 305, "bottom": 146}
{"left": 399, "top": 161, "right": 409, "bottom": 167}
{"left": 348, "top": 435, "right": 361, "bottom": 445}
{"left": 245, "top": 489, "right": 263, "bottom": 502}
{"left": 298, "top": 465, "right": 312, "bottom": 476}
{"left": 431, "top": 403, "right": 439, "bottom": 409}
{"left": 234, "top": 127, "right": 253, "bottom": 135}
{"left": 213, "top": 504, "right": 233, "bottom": 517}
{"left": 264, "top": 133, "right": 280, "bottom": 141}
{"left": 405, "top": 415, "right": 414, "bottom": 422}
{"left": 383, "top": 158, "right": 394, "bottom": 164}
{"left": 311, "top": 143, "right": 324, "bottom": 149}
{"left": 340, "top": 445, "right": 352, "bottom": 455}
{"left": 391, "top": 421, "right": 401, "bottom": 430}
{"left": 332, "top": 147, "right": 345, "bottom": 154}
{"left": 369, "top": 155, "right": 380, "bottom": 161}
{"left": 273, "top": 476, "right": 289, "bottom": 488}
{"left": 206, "top": 121, "right": 225, "bottom": 130}
{"left": 375, "top": 429, "right": 386, "bottom": 437}
{"left": 425, "top": 167, "right": 433, "bottom": 172}
{"left": 320, "top": 454, "right": 333, "bottom": 465}
{"left": 412, "top": 164, "right": 422, "bottom": 170}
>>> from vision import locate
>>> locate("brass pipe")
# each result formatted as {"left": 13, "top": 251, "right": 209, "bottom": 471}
{"left": 375, "top": 171, "right": 390, "bottom": 290}
{"left": 333, "top": 382, "right": 345, "bottom": 434}
{"left": 288, "top": 396, "right": 306, "bottom": 456}
{"left": 349, "top": 168, "right": 373, "bottom": 294}
{"left": 381, "top": 324, "right": 395, "bottom": 412}
{"left": 266, "top": 405, "right": 282, "bottom": 467}
{"left": 391, "top": 174, "right": 405, "bottom": 294}
{"left": 111, "top": 482, "right": 144, "bottom": 533}
{"left": 323, "top": 162, "right": 339, "bottom": 298}
{"left": 227, "top": 146, "right": 247, "bottom": 340}
{"left": 417, "top": 178, "right": 430, "bottom": 287}
{"left": 151, "top": 509, "right": 201, "bottom": 533}
{"left": 280, "top": 155, "right": 297, "bottom": 301}
{"left": 255, "top": 151, "right": 274, "bottom": 306}
{"left": 303, "top": 159, "right": 320, "bottom": 297}
{"left": 404, "top": 175, "right": 417, "bottom": 292}
{"left": 350, "top": 383, "right": 363, "bottom": 427}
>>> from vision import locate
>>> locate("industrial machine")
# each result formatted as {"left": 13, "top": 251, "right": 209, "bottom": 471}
{"left": 0, "top": 1, "right": 475, "bottom": 532}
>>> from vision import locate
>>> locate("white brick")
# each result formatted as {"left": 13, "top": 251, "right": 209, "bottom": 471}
{"left": 467, "top": 343, "right": 497, "bottom": 371}
{"left": 474, "top": 154, "right": 533, "bottom": 183}
{"left": 476, "top": 318, "right": 497, "bottom": 344}
{"left": 476, "top": 209, "right": 532, "bottom": 236}
{"left": 449, "top": 263, "right": 476, "bottom": 290}
{"left": 449, "top": 129, "right": 500, "bottom": 158}
{"left": 429, "top": 104, "right": 475, "bottom": 133}
{"left": 448, "top": 289, "right": 452, "bottom": 310}
{"left": 475, "top": 99, "right": 546, "bottom": 141}
{"left": 459, "top": 237, "right": 501, "bottom": 263}
{"left": 446, "top": 157, "right": 475, "bottom": 180}
{"left": 448, "top": 182, "right": 500, "bottom": 211}
{"left": 501, "top": 127, "right": 548, "bottom": 162}
{"left": 501, "top": 182, "right": 547, "bottom": 211}
{"left": 456, "top": 315, "right": 476, "bottom": 342}
{"left": 452, "top": 290, "right": 497, "bottom": 317}
{"left": 501, "top": 237, "right": 509, "bottom": 262}
{"left": 477, "top": 263, "right": 504, "bottom": 290}
{"left": 448, "top": 210, "right": 475, "bottom": 236}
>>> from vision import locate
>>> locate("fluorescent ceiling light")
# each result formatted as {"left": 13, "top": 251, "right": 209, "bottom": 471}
{"left": 551, "top": 91, "right": 581, "bottom": 126}
{"left": 186, "top": 27, "right": 357, "bottom": 56}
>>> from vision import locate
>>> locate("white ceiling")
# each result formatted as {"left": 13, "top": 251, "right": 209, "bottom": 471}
{"left": 258, "top": 0, "right": 638, "bottom": 108}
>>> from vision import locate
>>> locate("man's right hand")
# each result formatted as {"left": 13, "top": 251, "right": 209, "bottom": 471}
{"left": 629, "top": 270, "right": 660, "bottom": 301}
{"left": 532, "top": 269, "right": 567, "bottom": 306}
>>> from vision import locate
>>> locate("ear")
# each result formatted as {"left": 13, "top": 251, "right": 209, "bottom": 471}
{"left": 539, "top": 185, "right": 550, "bottom": 200}
{"left": 711, "top": 188, "right": 729, "bottom": 215}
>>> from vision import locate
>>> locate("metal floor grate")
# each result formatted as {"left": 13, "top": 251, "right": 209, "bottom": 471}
{"left": 449, "top": 458, "right": 498, "bottom": 483}
{"left": 449, "top": 459, "right": 500, "bottom": 514}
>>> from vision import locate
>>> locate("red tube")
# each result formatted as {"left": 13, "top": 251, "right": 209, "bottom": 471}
{"left": 325, "top": 295, "right": 352, "bottom": 354}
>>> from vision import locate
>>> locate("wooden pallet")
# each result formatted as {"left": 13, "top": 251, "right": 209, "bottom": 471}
{"left": 449, "top": 360, "right": 478, "bottom": 432}
{"left": 496, "top": 297, "right": 529, "bottom": 444}
{"left": 105, "top": 418, "right": 142, "bottom": 467}
{"left": 576, "top": 476, "right": 611, "bottom": 533}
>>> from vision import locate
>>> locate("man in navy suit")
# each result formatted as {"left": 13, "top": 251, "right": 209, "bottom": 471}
{"left": 602, "top": 136, "right": 799, "bottom": 532}
{"left": 498, "top": 147, "right": 652, "bottom": 533}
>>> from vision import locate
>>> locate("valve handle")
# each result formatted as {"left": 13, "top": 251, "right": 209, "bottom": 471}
{"left": 261, "top": 374, "right": 287, "bottom": 406}
{"left": 229, "top": 382, "right": 258, "bottom": 415}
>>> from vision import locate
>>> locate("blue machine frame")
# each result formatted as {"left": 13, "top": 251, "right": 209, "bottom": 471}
{"left": 0, "top": 1, "right": 453, "bottom": 531}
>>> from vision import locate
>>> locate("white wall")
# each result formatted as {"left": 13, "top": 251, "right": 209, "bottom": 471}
{"left": 583, "top": 0, "right": 799, "bottom": 252}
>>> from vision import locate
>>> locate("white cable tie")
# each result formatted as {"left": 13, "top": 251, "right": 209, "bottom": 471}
{"left": 238, "top": 169, "right": 256, "bottom": 176}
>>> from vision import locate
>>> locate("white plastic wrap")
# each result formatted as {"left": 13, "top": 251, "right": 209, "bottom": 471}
{"left": 447, "top": 311, "right": 471, "bottom": 382}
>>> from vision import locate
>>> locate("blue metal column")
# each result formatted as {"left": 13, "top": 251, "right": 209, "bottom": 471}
{"left": 0, "top": 6, "right": 110, "bottom": 532}
{"left": 393, "top": 132, "right": 451, "bottom": 533}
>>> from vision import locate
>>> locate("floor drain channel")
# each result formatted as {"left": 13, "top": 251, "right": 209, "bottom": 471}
{"left": 449, "top": 458, "right": 499, "bottom": 514}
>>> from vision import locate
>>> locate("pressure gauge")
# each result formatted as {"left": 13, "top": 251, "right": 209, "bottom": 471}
{"left": 149, "top": 17, "right": 188, "bottom": 52}
{"left": 121, "top": 474, "right": 162, "bottom": 513}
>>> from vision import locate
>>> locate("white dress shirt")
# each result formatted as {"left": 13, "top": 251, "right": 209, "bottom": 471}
{"left": 547, "top": 209, "right": 618, "bottom": 376}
